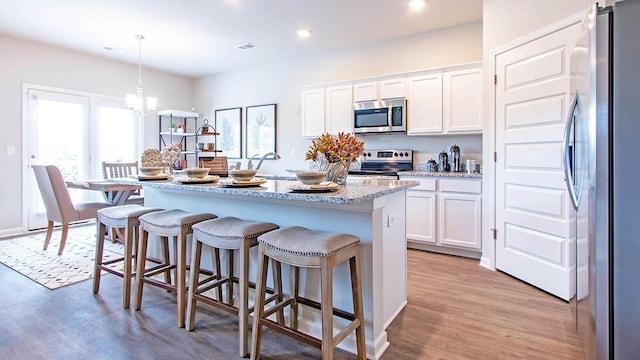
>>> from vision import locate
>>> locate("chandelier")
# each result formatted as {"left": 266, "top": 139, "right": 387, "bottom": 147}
{"left": 126, "top": 34, "right": 157, "bottom": 116}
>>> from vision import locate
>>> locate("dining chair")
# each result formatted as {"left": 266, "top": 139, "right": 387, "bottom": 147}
{"left": 32, "top": 165, "right": 112, "bottom": 255}
{"left": 102, "top": 161, "right": 143, "bottom": 204}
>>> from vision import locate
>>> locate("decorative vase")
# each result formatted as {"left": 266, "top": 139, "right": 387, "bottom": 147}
{"left": 322, "top": 160, "right": 350, "bottom": 185}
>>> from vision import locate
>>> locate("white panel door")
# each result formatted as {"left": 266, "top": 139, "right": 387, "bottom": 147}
{"left": 443, "top": 68, "right": 482, "bottom": 133}
{"left": 495, "top": 22, "right": 581, "bottom": 300}
{"left": 406, "top": 190, "right": 436, "bottom": 243}
{"left": 325, "top": 85, "right": 353, "bottom": 134}
{"left": 407, "top": 73, "right": 443, "bottom": 134}
{"left": 301, "top": 89, "right": 325, "bottom": 138}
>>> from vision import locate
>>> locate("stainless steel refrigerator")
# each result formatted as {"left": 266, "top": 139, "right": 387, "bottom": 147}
{"left": 566, "top": 1, "right": 640, "bottom": 359}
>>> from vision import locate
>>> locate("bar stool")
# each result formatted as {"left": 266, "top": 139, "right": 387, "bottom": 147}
{"left": 185, "top": 216, "right": 280, "bottom": 357}
{"left": 93, "top": 204, "right": 163, "bottom": 309}
{"left": 251, "top": 226, "right": 366, "bottom": 360}
{"left": 134, "top": 209, "right": 216, "bottom": 327}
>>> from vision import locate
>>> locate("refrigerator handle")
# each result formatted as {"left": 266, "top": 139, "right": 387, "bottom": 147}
{"left": 563, "top": 94, "right": 579, "bottom": 210}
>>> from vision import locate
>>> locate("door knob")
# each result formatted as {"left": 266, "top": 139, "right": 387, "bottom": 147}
{"left": 30, "top": 155, "right": 36, "bottom": 159}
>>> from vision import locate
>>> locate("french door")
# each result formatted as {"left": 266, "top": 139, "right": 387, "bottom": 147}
{"left": 25, "top": 87, "right": 139, "bottom": 231}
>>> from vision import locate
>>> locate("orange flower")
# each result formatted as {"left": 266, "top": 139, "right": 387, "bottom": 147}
{"left": 305, "top": 132, "right": 364, "bottom": 164}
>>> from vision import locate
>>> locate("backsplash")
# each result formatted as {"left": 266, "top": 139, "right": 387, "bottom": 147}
{"left": 355, "top": 133, "right": 483, "bottom": 165}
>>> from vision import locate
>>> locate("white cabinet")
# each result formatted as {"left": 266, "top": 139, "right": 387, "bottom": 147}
{"left": 443, "top": 68, "right": 482, "bottom": 133}
{"left": 380, "top": 78, "right": 406, "bottom": 99}
{"left": 406, "top": 178, "right": 436, "bottom": 244}
{"left": 301, "top": 89, "right": 325, "bottom": 138}
{"left": 353, "top": 82, "right": 378, "bottom": 102}
{"left": 301, "top": 85, "right": 353, "bottom": 138}
{"left": 401, "top": 176, "right": 482, "bottom": 256}
{"left": 407, "top": 73, "right": 443, "bottom": 134}
{"left": 325, "top": 85, "right": 353, "bottom": 134}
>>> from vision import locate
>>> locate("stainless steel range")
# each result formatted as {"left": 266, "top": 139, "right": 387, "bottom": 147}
{"left": 349, "top": 149, "right": 413, "bottom": 179}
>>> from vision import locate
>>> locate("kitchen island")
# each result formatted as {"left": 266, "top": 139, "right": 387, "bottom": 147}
{"left": 111, "top": 176, "right": 417, "bottom": 359}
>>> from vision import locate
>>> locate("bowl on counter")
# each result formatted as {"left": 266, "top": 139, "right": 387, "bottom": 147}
{"left": 139, "top": 167, "right": 164, "bottom": 176}
{"left": 183, "top": 167, "right": 210, "bottom": 179}
{"left": 229, "top": 169, "right": 257, "bottom": 181}
{"left": 295, "top": 171, "right": 327, "bottom": 185}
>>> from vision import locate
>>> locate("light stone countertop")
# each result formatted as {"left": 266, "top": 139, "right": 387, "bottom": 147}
{"left": 110, "top": 176, "right": 419, "bottom": 205}
{"left": 398, "top": 171, "right": 483, "bottom": 179}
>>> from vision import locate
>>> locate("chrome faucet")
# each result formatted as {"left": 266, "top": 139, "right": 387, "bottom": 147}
{"left": 247, "top": 152, "right": 281, "bottom": 170}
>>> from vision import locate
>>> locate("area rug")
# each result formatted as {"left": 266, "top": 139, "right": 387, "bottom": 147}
{"left": 0, "top": 225, "right": 124, "bottom": 290}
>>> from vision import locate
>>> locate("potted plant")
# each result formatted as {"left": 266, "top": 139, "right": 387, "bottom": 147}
{"left": 305, "top": 132, "right": 364, "bottom": 185}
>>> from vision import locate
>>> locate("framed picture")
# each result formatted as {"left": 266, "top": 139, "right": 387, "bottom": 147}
{"left": 214, "top": 107, "right": 242, "bottom": 159}
{"left": 245, "top": 103, "right": 277, "bottom": 158}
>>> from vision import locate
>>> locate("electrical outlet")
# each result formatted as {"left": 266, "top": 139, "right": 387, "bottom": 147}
{"left": 6, "top": 146, "right": 15, "bottom": 156}
{"left": 387, "top": 214, "right": 396, "bottom": 227}
{"left": 290, "top": 148, "right": 296, "bottom": 157}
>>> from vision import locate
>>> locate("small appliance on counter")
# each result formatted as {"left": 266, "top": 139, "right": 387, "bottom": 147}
{"left": 450, "top": 144, "right": 461, "bottom": 172}
{"left": 426, "top": 159, "right": 438, "bottom": 172}
{"left": 438, "top": 151, "right": 450, "bottom": 172}
{"left": 348, "top": 149, "right": 413, "bottom": 179}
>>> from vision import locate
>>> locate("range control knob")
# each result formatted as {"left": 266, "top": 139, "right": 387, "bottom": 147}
{"left": 399, "top": 152, "right": 404, "bottom": 157}
{"left": 367, "top": 152, "right": 372, "bottom": 157}
{"left": 394, "top": 152, "right": 398, "bottom": 157}
{"left": 404, "top": 152, "right": 409, "bottom": 157}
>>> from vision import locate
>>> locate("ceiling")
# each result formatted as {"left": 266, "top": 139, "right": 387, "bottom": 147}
{"left": 0, "top": 0, "right": 483, "bottom": 78}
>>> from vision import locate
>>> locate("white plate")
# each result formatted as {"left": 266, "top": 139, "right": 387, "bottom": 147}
{"left": 175, "top": 175, "right": 220, "bottom": 184}
{"left": 130, "top": 173, "right": 170, "bottom": 181}
{"left": 289, "top": 181, "right": 340, "bottom": 193}
{"left": 219, "top": 177, "right": 267, "bottom": 187}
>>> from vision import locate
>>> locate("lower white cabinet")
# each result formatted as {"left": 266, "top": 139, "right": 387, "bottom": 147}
{"left": 401, "top": 176, "right": 482, "bottom": 255}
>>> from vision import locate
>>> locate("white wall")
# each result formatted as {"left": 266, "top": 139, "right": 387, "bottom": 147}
{"left": 480, "top": 0, "right": 595, "bottom": 269}
{"left": 0, "top": 34, "right": 194, "bottom": 234}
{"left": 194, "top": 22, "right": 484, "bottom": 174}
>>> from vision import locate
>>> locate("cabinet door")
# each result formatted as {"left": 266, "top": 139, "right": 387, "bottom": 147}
{"left": 406, "top": 190, "right": 437, "bottom": 244}
{"left": 301, "top": 89, "right": 325, "bottom": 138}
{"left": 407, "top": 73, "right": 443, "bottom": 134}
{"left": 325, "top": 85, "right": 353, "bottom": 134}
{"left": 353, "top": 82, "right": 378, "bottom": 102}
{"left": 443, "top": 68, "right": 482, "bottom": 133}
{"left": 438, "top": 193, "right": 481, "bottom": 249}
{"left": 380, "top": 78, "right": 406, "bottom": 99}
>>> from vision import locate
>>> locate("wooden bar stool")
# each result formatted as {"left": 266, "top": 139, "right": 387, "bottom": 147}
{"left": 251, "top": 226, "right": 366, "bottom": 360}
{"left": 185, "top": 217, "right": 280, "bottom": 357}
{"left": 93, "top": 204, "right": 163, "bottom": 309}
{"left": 134, "top": 209, "right": 216, "bottom": 327}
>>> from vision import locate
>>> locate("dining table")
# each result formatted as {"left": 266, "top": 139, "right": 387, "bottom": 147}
{"left": 65, "top": 180, "right": 142, "bottom": 206}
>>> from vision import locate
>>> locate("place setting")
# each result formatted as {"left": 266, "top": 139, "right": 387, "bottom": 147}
{"left": 219, "top": 169, "right": 267, "bottom": 187}
{"left": 289, "top": 171, "right": 340, "bottom": 193}
{"left": 173, "top": 168, "right": 220, "bottom": 184}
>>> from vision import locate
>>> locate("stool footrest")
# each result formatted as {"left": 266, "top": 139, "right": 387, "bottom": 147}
{"left": 334, "top": 318, "right": 361, "bottom": 345}
{"left": 144, "top": 264, "right": 174, "bottom": 278}
{"left": 263, "top": 298, "right": 294, "bottom": 319}
{"left": 260, "top": 317, "right": 322, "bottom": 349}
{"left": 296, "top": 296, "right": 356, "bottom": 321}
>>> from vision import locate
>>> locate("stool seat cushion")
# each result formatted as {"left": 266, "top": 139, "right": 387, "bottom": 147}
{"left": 139, "top": 209, "right": 216, "bottom": 228}
{"left": 258, "top": 226, "right": 360, "bottom": 257}
{"left": 193, "top": 217, "right": 279, "bottom": 245}
{"left": 98, "top": 204, "right": 162, "bottom": 221}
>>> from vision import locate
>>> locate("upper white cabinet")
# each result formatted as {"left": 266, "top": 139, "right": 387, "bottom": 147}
{"left": 301, "top": 85, "right": 353, "bottom": 138}
{"left": 380, "top": 78, "right": 406, "bottom": 99}
{"left": 301, "top": 88, "right": 325, "bottom": 138}
{"left": 407, "top": 73, "right": 443, "bottom": 134}
{"left": 353, "top": 82, "right": 378, "bottom": 102}
{"left": 325, "top": 85, "right": 353, "bottom": 134}
{"left": 443, "top": 68, "right": 482, "bottom": 133}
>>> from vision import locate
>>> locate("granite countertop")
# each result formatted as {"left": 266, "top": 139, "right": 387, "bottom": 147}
{"left": 110, "top": 176, "right": 419, "bottom": 205}
{"left": 398, "top": 171, "right": 483, "bottom": 179}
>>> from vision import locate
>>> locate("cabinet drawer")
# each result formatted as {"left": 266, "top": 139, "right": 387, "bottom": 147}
{"left": 400, "top": 177, "right": 436, "bottom": 191}
{"left": 439, "top": 179, "right": 481, "bottom": 194}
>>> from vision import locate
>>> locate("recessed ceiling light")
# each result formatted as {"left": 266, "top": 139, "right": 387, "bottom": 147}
{"left": 408, "top": 0, "right": 426, "bottom": 11}
{"left": 103, "top": 46, "right": 113, "bottom": 51}
{"left": 236, "top": 42, "right": 256, "bottom": 50}
{"left": 296, "top": 28, "right": 312, "bottom": 39}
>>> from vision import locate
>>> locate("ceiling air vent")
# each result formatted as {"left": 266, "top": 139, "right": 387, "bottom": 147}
{"left": 236, "top": 43, "right": 256, "bottom": 50}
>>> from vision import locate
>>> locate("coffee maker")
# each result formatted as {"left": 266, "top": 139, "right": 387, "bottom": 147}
{"left": 450, "top": 144, "right": 461, "bottom": 172}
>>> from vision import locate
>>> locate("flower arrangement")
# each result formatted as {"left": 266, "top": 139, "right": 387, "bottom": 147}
{"left": 305, "top": 132, "right": 364, "bottom": 185}
{"left": 161, "top": 143, "right": 182, "bottom": 169}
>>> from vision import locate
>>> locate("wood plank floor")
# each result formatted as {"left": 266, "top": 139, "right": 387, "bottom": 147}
{"left": 0, "top": 249, "right": 584, "bottom": 359}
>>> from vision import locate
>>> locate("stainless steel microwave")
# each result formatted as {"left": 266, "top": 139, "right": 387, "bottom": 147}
{"left": 353, "top": 98, "right": 406, "bottom": 134}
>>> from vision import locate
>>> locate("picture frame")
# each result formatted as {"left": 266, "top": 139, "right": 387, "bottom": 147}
{"left": 245, "top": 103, "right": 277, "bottom": 158}
{"left": 214, "top": 107, "right": 242, "bottom": 159}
